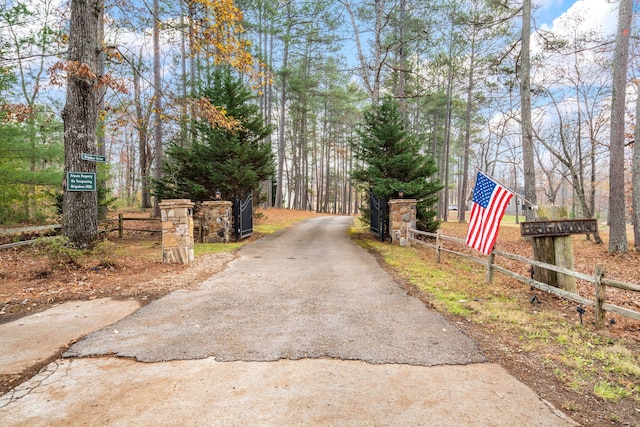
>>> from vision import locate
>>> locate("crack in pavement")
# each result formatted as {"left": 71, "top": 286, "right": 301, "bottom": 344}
{"left": 0, "top": 360, "right": 61, "bottom": 408}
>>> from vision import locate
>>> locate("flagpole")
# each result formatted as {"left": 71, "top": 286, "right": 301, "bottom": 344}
{"left": 477, "top": 169, "right": 538, "bottom": 210}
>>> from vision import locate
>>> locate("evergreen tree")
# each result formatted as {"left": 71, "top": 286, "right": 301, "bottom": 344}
{"left": 352, "top": 96, "right": 442, "bottom": 232}
{"left": 0, "top": 108, "right": 64, "bottom": 224}
{"left": 154, "top": 69, "right": 275, "bottom": 203}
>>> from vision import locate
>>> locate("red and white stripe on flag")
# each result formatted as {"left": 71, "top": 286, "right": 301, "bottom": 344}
{"left": 465, "top": 171, "right": 513, "bottom": 255}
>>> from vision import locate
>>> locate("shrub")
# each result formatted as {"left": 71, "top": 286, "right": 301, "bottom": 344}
{"left": 33, "top": 236, "right": 82, "bottom": 267}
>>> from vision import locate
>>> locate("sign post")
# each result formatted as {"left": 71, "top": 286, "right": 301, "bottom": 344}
{"left": 521, "top": 219, "right": 598, "bottom": 293}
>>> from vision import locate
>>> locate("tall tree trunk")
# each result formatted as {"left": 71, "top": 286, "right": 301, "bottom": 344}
{"left": 521, "top": 0, "right": 537, "bottom": 221}
{"left": 133, "top": 52, "right": 152, "bottom": 209}
{"left": 342, "top": 0, "right": 383, "bottom": 104}
{"left": 179, "top": 12, "right": 188, "bottom": 145}
{"left": 263, "top": 27, "right": 275, "bottom": 207}
{"left": 608, "top": 0, "right": 631, "bottom": 253}
{"left": 441, "top": 41, "right": 454, "bottom": 222}
{"left": 275, "top": 4, "right": 292, "bottom": 208}
{"left": 459, "top": 33, "right": 476, "bottom": 223}
{"left": 125, "top": 131, "right": 132, "bottom": 203}
{"left": 633, "top": 85, "right": 640, "bottom": 250}
{"left": 96, "top": 7, "right": 107, "bottom": 220}
{"left": 152, "top": 0, "right": 163, "bottom": 217}
{"left": 395, "top": 0, "right": 406, "bottom": 112}
{"left": 372, "top": 0, "right": 384, "bottom": 104}
{"left": 62, "top": 0, "right": 102, "bottom": 248}
{"left": 188, "top": 2, "right": 197, "bottom": 146}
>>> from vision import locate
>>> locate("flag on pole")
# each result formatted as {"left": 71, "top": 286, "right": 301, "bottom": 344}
{"left": 465, "top": 171, "right": 514, "bottom": 255}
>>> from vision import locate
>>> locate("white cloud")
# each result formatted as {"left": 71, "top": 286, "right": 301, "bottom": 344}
{"left": 537, "top": 0, "right": 617, "bottom": 35}
{"left": 530, "top": 0, "right": 617, "bottom": 84}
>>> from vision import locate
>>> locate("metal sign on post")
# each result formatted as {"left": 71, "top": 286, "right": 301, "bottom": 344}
{"left": 67, "top": 172, "right": 96, "bottom": 192}
{"left": 81, "top": 153, "right": 106, "bottom": 163}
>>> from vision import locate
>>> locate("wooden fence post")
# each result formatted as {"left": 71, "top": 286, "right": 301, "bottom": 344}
{"left": 485, "top": 251, "right": 495, "bottom": 283}
{"left": 436, "top": 230, "right": 442, "bottom": 263}
{"left": 594, "top": 264, "right": 606, "bottom": 329}
{"left": 118, "top": 213, "right": 123, "bottom": 239}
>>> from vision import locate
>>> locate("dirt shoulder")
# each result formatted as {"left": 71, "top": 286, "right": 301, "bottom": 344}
{"left": 0, "top": 244, "right": 236, "bottom": 323}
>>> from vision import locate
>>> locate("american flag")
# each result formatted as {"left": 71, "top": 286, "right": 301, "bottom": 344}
{"left": 465, "top": 171, "right": 513, "bottom": 255}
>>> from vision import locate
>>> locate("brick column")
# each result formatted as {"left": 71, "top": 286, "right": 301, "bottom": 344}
{"left": 201, "top": 200, "right": 233, "bottom": 243}
{"left": 159, "top": 199, "right": 195, "bottom": 264}
{"left": 388, "top": 199, "right": 417, "bottom": 247}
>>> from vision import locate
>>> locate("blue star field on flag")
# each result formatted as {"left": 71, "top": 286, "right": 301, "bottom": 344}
{"left": 472, "top": 172, "right": 498, "bottom": 209}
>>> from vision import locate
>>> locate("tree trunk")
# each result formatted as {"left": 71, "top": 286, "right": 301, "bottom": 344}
{"left": 179, "top": 12, "right": 188, "bottom": 145}
{"left": 188, "top": 2, "right": 197, "bottom": 146}
{"left": 441, "top": 42, "right": 453, "bottom": 222}
{"left": 371, "top": 0, "right": 383, "bottom": 104}
{"left": 633, "top": 84, "right": 640, "bottom": 250}
{"left": 152, "top": 0, "right": 163, "bottom": 217}
{"left": 608, "top": 0, "right": 631, "bottom": 254}
{"left": 133, "top": 53, "right": 152, "bottom": 209}
{"left": 459, "top": 33, "right": 476, "bottom": 223}
{"left": 520, "top": 0, "right": 537, "bottom": 221}
{"left": 395, "top": 0, "right": 406, "bottom": 112}
{"left": 342, "top": 0, "right": 383, "bottom": 104}
{"left": 275, "top": 4, "right": 292, "bottom": 209}
{"left": 96, "top": 8, "right": 107, "bottom": 220}
{"left": 61, "top": 0, "right": 102, "bottom": 248}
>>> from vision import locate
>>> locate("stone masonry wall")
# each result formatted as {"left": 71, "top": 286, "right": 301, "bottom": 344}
{"left": 388, "top": 199, "right": 417, "bottom": 247}
{"left": 159, "top": 199, "right": 195, "bottom": 264}
{"left": 201, "top": 201, "right": 233, "bottom": 243}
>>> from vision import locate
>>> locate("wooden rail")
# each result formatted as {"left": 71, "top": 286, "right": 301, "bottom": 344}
{"left": 0, "top": 224, "right": 61, "bottom": 235}
{"left": 408, "top": 228, "right": 640, "bottom": 327}
{"left": 115, "top": 214, "right": 161, "bottom": 238}
{"left": 0, "top": 224, "right": 62, "bottom": 250}
{"left": 0, "top": 216, "right": 163, "bottom": 250}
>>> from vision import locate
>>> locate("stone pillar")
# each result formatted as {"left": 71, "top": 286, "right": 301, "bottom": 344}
{"left": 201, "top": 200, "right": 233, "bottom": 243}
{"left": 159, "top": 199, "right": 195, "bottom": 264}
{"left": 388, "top": 199, "right": 417, "bottom": 247}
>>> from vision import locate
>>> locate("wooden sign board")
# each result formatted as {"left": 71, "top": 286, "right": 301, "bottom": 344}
{"left": 521, "top": 219, "right": 598, "bottom": 237}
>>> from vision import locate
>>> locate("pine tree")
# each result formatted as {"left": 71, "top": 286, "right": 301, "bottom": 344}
{"left": 352, "top": 96, "right": 442, "bottom": 232}
{"left": 0, "top": 111, "right": 63, "bottom": 223}
{"left": 153, "top": 69, "right": 275, "bottom": 203}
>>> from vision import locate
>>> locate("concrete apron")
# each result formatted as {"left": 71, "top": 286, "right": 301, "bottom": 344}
{"left": 2, "top": 357, "right": 572, "bottom": 427}
{"left": 0, "top": 298, "right": 141, "bottom": 375}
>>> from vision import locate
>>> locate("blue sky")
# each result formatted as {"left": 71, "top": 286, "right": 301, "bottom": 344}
{"left": 535, "top": 0, "right": 573, "bottom": 27}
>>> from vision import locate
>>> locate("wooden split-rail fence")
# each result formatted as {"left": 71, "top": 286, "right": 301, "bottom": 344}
{"left": 408, "top": 228, "right": 640, "bottom": 329}
{"left": 0, "top": 215, "right": 164, "bottom": 250}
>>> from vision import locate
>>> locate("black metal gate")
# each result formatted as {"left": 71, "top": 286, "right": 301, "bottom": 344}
{"left": 233, "top": 193, "right": 253, "bottom": 242}
{"left": 369, "top": 190, "right": 387, "bottom": 242}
